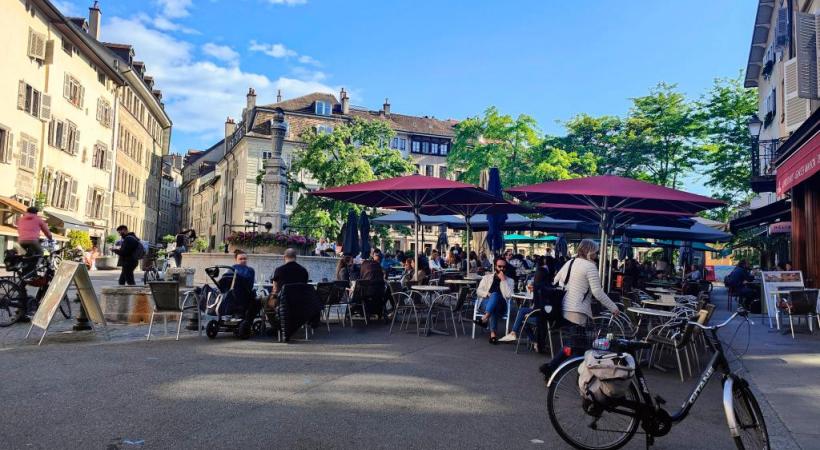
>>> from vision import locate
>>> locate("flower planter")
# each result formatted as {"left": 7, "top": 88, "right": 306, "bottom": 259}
{"left": 225, "top": 231, "right": 317, "bottom": 255}
{"left": 95, "top": 255, "right": 118, "bottom": 270}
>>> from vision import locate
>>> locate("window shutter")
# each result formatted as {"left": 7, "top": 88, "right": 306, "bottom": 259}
{"left": 105, "top": 145, "right": 113, "bottom": 171}
{"left": 86, "top": 186, "right": 93, "bottom": 216}
{"left": 70, "top": 179, "right": 78, "bottom": 211}
{"left": 17, "top": 81, "right": 26, "bottom": 110}
{"left": 103, "top": 193, "right": 111, "bottom": 222}
{"left": 5, "top": 132, "right": 12, "bottom": 163}
{"left": 79, "top": 85, "right": 85, "bottom": 108}
{"left": 60, "top": 121, "right": 68, "bottom": 151}
{"left": 776, "top": 7, "right": 789, "bottom": 49}
{"left": 47, "top": 119, "right": 55, "bottom": 147}
{"left": 39, "top": 94, "right": 51, "bottom": 121}
{"left": 96, "top": 98, "right": 102, "bottom": 121}
{"left": 40, "top": 167, "right": 52, "bottom": 197}
{"left": 784, "top": 58, "right": 812, "bottom": 132}
{"left": 795, "top": 12, "right": 819, "bottom": 99}
{"left": 63, "top": 73, "right": 70, "bottom": 100}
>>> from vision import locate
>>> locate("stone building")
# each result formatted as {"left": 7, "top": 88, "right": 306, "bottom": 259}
{"left": 157, "top": 154, "right": 183, "bottom": 239}
{"left": 0, "top": 0, "right": 171, "bottom": 249}
{"left": 182, "top": 89, "right": 457, "bottom": 251}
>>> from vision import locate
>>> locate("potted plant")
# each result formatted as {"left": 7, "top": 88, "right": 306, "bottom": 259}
{"left": 95, "top": 233, "right": 120, "bottom": 270}
{"left": 225, "top": 231, "right": 316, "bottom": 254}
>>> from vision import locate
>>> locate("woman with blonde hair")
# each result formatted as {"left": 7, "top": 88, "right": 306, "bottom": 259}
{"left": 539, "top": 238, "right": 620, "bottom": 380}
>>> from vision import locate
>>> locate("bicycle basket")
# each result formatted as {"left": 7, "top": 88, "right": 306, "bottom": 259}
{"left": 27, "top": 276, "right": 50, "bottom": 288}
{"left": 577, "top": 350, "right": 636, "bottom": 404}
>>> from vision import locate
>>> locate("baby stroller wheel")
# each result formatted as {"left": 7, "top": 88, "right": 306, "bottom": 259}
{"left": 205, "top": 320, "right": 219, "bottom": 339}
{"left": 252, "top": 320, "right": 264, "bottom": 336}
{"left": 236, "top": 319, "right": 252, "bottom": 340}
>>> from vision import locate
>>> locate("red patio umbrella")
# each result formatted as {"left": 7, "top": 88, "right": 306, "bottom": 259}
{"left": 507, "top": 176, "right": 725, "bottom": 288}
{"left": 536, "top": 203, "right": 694, "bottom": 228}
{"left": 311, "top": 174, "right": 516, "bottom": 276}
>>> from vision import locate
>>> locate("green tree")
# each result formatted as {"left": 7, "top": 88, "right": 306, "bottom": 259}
{"left": 288, "top": 118, "right": 415, "bottom": 239}
{"left": 67, "top": 230, "right": 92, "bottom": 251}
{"left": 697, "top": 76, "right": 758, "bottom": 221}
{"left": 626, "top": 83, "right": 704, "bottom": 188}
{"left": 553, "top": 114, "right": 644, "bottom": 177}
{"left": 448, "top": 106, "right": 542, "bottom": 186}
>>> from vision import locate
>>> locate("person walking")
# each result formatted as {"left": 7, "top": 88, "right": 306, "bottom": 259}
{"left": 539, "top": 239, "right": 620, "bottom": 381}
{"left": 172, "top": 229, "right": 189, "bottom": 267}
{"left": 112, "top": 225, "right": 142, "bottom": 286}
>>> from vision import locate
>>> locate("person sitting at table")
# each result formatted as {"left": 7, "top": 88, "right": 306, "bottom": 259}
{"left": 429, "top": 249, "right": 444, "bottom": 271}
{"left": 417, "top": 255, "right": 431, "bottom": 284}
{"left": 499, "top": 266, "right": 550, "bottom": 349}
{"left": 445, "top": 248, "right": 460, "bottom": 269}
{"left": 474, "top": 256, "right": 515, "bottom": 344}
{"left": 336, "top": 255, "right": 353, "bottom": 282}
{"left": 360, "top": 253, "right": 385, "bottom": 281}
{"left": 479, "top": 253, "right": 492, "bottom": 271}
{"left": 380, "top": 252, "right": 396, "bottom": 270}
{"left": 622, "top": 257, "right": 640, "bottom": 293}
{"left": 724, "top": 260, "right": 757, "bottom": 308}
{"left": 400, "top": 257, "right": 415, "bottom": 288}
{"left": 539, "top": 239, "right": 620, "bottom": 381}
{"left": 463, "top": 251, "right": 480, "bottom": 273}
{"left": 268, "top": 248, "right": 310, "bottom": 309}
{"left": 684, "top": 264, "right": 701, "bottom": 282}
{"left": 229, "top": 250, "right": 259, "bottom": 338}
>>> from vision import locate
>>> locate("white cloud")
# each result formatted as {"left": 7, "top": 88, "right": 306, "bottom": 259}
{"left": 297, "top": 54, "right": 321, "bottom": 66}
{"left": 268, "top": 0, "right": 308, "bottom": 5}
{"left": 52, "top": 0, "right": 80, "bottom": 16}
{"left": 249, "top": 40, "right": 297, "bottom": 58}
{"left": 202, "top": 43, "right": 239, "bottom": 65}
{"left": 102, "top": 17, "right": 341, "bottom": 141}
{"left": 155, "top": 0, "right": 193, "bottom": 18}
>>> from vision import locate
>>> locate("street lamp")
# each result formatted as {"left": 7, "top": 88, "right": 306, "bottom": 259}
{"left": 747, "top": 115, "right": 763, "bottom": 139}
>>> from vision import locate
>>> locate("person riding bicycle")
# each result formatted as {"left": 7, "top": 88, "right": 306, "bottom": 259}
{"left": 17, "top": 206, "right": 53, "bottom": 275}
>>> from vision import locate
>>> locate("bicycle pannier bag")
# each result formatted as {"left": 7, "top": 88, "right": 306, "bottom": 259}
{"left": 577, "top": 350, "right": 636, "bottom": 403}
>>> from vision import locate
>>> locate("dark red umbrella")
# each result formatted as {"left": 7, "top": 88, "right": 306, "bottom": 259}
{"left": 507, "top": 175, "right": 724, "bottom": 214}
{"left": 536, "top": 203, "right": 694, "bottom": 228}
{"left": 311, "top": 174, "right": 514, "bottom": 274}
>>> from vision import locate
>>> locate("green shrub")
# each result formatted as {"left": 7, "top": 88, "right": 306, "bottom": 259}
{"left": 67, "top": 230, "right": 92, "bottom": 251}
{"left": 105, "top": 233, "right": 118, "bottom": 245}
{"left": 162, "top": 234, "right": 175, "bottom": 244}
{"left": 191, "top": 237, "right": 208, "bottom": 252}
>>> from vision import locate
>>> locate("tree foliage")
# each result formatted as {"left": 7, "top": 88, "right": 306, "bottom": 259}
{"left": 288, "top": 119, "right": 415, "bottom": 239}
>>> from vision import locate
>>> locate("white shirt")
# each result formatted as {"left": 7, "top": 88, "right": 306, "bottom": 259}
{"left": 554, "top": 258, "right": 618, "bottom": 322}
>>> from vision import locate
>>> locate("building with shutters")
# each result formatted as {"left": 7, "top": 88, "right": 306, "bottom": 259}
{"left": 182, "top": 88, "right": 458, "bottom": 252}
{"left": 0, "top": 0, "right": 172, "bottom": 248}
{"left": 157, "top": 154, "right": 183, "bottom": 240}
{"left": 734, "top": 0, "right": 820, "bottom": 287}
{"left": 0, "top": 0, "right": 124, "bottom": 245}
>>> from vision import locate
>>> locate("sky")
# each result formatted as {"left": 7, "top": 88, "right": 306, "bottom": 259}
{"left": 53, "top": 0, "right": 757, "bottom": 193}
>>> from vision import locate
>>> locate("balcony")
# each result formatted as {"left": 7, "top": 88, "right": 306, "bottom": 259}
{"left": 750, "top": 138, "right": 786, "bottom": 193}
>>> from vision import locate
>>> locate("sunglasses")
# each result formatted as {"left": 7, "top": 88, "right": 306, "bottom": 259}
{"left": 496, "top": 265, "right": 506, "bottom": 269}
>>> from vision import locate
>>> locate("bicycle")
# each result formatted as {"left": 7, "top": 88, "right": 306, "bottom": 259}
{"left": 143, "top": 245, "right": 171, "bottom": 285}
{"left": 0, "top": 247, "right": 72, "bottom": 327}
{"left": 546, "top": 308, "right": 768, "bottom": 450}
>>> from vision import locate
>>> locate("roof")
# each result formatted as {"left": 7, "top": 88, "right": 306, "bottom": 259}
{"left": 744, "top": 0, "right": 776, "bottom": 88}
{"left": 260, "top": 93, "right": 339, "bottom": 114}
{"left": 0, "top": 196, "right": 28, "bottom": 215}
{"left": 0, "top": 224, "right": 68, "bottom": 241}
{"left": 347, "top": 109, "right": 456, "bottom": 137}
{"left": 729, "top": 198, "right": 791, "bottom": 233}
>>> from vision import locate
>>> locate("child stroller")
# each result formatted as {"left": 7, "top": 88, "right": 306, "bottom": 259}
{"left": 202, "top": 265, "right": 265, "bottom": 339}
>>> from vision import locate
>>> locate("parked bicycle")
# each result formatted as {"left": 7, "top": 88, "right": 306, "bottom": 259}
{"left": 546, "top": 308, "right": 768, "bottom": 450}
{"left": 143, "top": 244, "right": 171, "bottom": 285}
{"left": 0, "top": 245, "right": 72, "bottom": 327}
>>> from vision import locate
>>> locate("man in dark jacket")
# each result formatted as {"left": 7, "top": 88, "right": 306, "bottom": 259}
{"left": 112, "top": 225, "right": 141, "bottom": 285}
{"left": 725, "top": 260, "right": 757, "bottom": 308}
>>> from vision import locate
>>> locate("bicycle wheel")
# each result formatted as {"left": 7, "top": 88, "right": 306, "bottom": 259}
{"left": 547, "top": 359, "right": 640, "bottom": 450}
{"left": 143, "top": 268, "right": 159, "bottom": 285}
{"left": 731, "top": 382, "right": 770, "bottom": 450}
{"left": 0, "top": 280, "right": 26, "bottom": 327}
{"left": 58, "top": 294, "right": 72, "bottom": 319}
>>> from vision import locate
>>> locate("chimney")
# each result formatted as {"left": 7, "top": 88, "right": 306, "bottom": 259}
{"left": 88, "top": 1, "right": 101, "bottom": 40}
{"left": 340, "top": 88, "right": 349, "bottom": 114}
{"left": 276, "top": 89, "right": 282, "bottom": 103}
{"left": 246, "top": 87, "right": 256, "bottom": 111}
{"left": 382, "top": 98, "right": 391, "bottom": 116}
{"left": 225, "top": 117, "right": 236, "bottom": 138}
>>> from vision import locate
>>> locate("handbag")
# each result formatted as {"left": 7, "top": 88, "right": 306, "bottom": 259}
{"left": 539, "top": 258, "right": 577, "bottom": 322}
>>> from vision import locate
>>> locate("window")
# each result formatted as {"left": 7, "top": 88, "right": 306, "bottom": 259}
{"left": 412, "top": 141, "right": 421, "bottom": 153}
{"left": 438, "top": 166, "right": 448, "bottom": 179}
{"left": 315, "top": 101, "right": 331, "bottom": 116}
{"left": 63, "top": 73, "right": 84, "bottom": 108}
{"left": 391, "top": 137, "right": 399, "bottom": 149}
{"left": 97, "top": 70, "right": 106, "bottom": 86}
{"left": 85, "top": 187, "right": 107, "bottom": 219}
{"left": 44, "top": 171, "right": 78, "bottom": 211}
{"left": 18, "top": 134, "right": 37, "bottom": 171}
{"left": 431, "top": 143, "right": 439, "bottom": 155}
{"left": 92, "top": 142, "right": 112, "bottom": 171}
{"left": 17, "top": 81, "right": 50, "bottom": 119}
{"left": 0, "top": 126, "right": 12, "bottom": 164}
{"left": 440, "top": 142, "right": 448, "bottom": 155}
{"left": 262, "top": 151, "right": 272, "bottom": 160}
{"left": 422, "top": 142, "right": 430, "bottom": 154}
{"left": 96, "top": 98, "right": 112, "bottom": 127}
{"left": 414, "top": 164, "right": 420, "bottom": 174}
{"left": 27, "top": 28, "right": 46, "bottom": 60}
{"left": 316, "top": 124, "right": 333, "bottom": 134}
{"left": 65, "top": 121, "right": 79, "bottom": 155}
{"left": 48, "top": 118, "right": 66, "bottom": 150}
{"left": 425, "top": 165, "right": 434, "bottom": 177}
{"left": 61, "top": 37, "right": 73, "bottom": 55}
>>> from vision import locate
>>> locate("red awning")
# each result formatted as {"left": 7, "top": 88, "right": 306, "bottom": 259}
{"left": 507, "top": 175, "right": 724, "bottom": 213}
{"left": 776, "top": 132, "right": 820, "bottom": 195}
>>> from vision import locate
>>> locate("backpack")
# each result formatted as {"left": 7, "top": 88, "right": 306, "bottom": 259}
{"left": 538, "top": 258, "right": 577, "bottom": 322}
{"left": 131, "top": 237, "right": 146, "bottom": 260}
{"left": 577, "top": 350, "right": 636, "bottom": 404}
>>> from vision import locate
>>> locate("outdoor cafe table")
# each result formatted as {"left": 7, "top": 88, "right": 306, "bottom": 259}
{"left": 411, "top": 285, "right": 452, "bottom": 336}
{"left": 641, "top": 299, "right": 677, "bottom": 309}
{"left": 444, "top": 279, "right": 478, "bottom": 286}
{"left": 627, "top": 307, "right": 677, "bottom": 319}
{"left": 464, "top": 274, "right": 482, "bottom": 280}
{"left": 646, "top": 287, "right": 676, "bottom": 295}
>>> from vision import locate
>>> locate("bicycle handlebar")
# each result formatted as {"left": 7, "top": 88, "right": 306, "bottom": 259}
{"left": 687, "top": 308, "right": 750, "bottom": 332}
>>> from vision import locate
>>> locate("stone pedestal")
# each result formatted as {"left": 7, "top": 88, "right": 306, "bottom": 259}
{"left": 165, "top": 267, "right": 196, "bottom": 287}
{"left": 100, "top": 287, "right": 156, "bottom": 323}
{"left": 260, "top": 108, "right": 289, "bottom": 233}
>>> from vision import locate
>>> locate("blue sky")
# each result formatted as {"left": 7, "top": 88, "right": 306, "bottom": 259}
{"left": 54, "top": 0, "right": 756, "bottom": 192}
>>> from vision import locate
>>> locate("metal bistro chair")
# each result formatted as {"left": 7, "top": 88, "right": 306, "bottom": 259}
{"left": 427, "top": 287, "right": 470, "bottom": 337}
{"left": 388, "top": 281, "right": 424, "bottom": 335}
{"left": 779, "top": 289, "right": 819, "bottom": 338}
{"left": 147, "top": 281, "right": 199, "bottom": 341}
{"left": 471, "top": 294, "right": 512, "bottom": 339}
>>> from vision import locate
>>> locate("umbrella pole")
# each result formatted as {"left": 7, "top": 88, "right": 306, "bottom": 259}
{"left": 414, "top": 207, "right": 420, "bottom": 282}
{"left": 465, "top": 215, "right": 472, "bottom": 275}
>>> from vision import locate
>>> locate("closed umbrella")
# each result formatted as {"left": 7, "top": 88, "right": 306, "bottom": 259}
{"left": 359, "top": 210, "right": 371, "bottom": 258}
{"left": 554, "top": 234, "right": 568, "bottom": 259}
{"left": 342, "top": 209, "right": 359, "bottom": 256}
{"left": 619, "top": 235, "right": 634, "bottom": 260}
{"left": 486, "top": 168, "right": 507, "bottom": 254}
{"left": 437, "top": 224, "right": 448, "bottom": 253}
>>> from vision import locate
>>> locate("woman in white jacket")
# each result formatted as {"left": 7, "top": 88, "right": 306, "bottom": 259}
{"left": 539, "top": 239, "right": 620, "bottom": 380}
{"left": 474, "top": 256, "right": 515, "bottom": 344}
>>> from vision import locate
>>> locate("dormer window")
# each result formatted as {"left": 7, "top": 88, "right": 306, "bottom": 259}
{"left": 315, "top": 100, "right": 331, "bottom": 116}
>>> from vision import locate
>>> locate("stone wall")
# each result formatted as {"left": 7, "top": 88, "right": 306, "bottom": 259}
{"left": 182, "top": 252, "right": 339, "bottom": 285}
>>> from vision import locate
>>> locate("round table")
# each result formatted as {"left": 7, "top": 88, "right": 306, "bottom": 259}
{"left": 444, "top": 279, "right": 478, "bottom": 286}
{"left": 512, "top": 292, "right": 533, "bottom": 302}
{"left": 627, "top": 307, "right": 677, "bottom": 319}
{"left": 411, "top": 285, "right": 453, "bottom": 336}
{"left": 641, "top": 299, "right": 677, "bottom": 309}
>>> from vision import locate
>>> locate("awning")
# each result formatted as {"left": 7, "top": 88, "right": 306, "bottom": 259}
{"left": 0, "top": 224, "right": 68, "bottom": 241}
{"left": 729, "top": 199, "right": 791, "bottom": 233}
{"left": 45, "top": 210, "right": 90, "bottom": 231}
{"left": 776, "top": 131, "right": 820, "bottom": 195}
{"left": 0, "top": 196, "right": 27, "bottom": 215}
